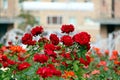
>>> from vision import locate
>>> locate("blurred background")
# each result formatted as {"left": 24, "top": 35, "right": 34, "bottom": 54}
{"left": 0, "top": 0, "right": 120, "bottom": 52}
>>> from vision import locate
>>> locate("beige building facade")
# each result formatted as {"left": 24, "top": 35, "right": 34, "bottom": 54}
{"left": 0, "top": 0, "right": 19, "bottom": 38}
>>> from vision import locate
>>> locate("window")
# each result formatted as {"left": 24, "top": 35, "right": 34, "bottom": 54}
{"left": 47, "top": 16, "right": 62, "bottom": 24}
{"left": 3, "top": 0, "right": 8, "bottom": 9}
{"left": 69, "top": 17, "right": 77, "bottom": 25}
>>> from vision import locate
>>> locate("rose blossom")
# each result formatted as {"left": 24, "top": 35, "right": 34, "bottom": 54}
{"left": 49, "top": 34, "right": 59, "bottom": 45}
{"left": 73, "top": 32, "right": 90, "bottom": 45}
{"left": 17, "top": 62, "right": 31, "bottom": 71}
{"left": 31, "top": 26, "right": 44, "bottom": 36}
{"left": 21, "top": 33, "right": 36, "bottom": 45}
{"left": 38, "top": 37, "right": 49, "bottom": 43}
{"left": 79, "top": 55, "right": 91, "bottom": 66}
{"left": 36, "top": 66, "right": 61, "bottom": 78}
{"left": 36, "top": 67, "right": 53, "bottom": 78}
{"left": 61, "top": 35, "right": 73, "bottom": 46}
{"left": 61, "top": 24, "right": 74, "bottom": 34}
{"left": 44, "top": 43, "right": 55, "bottom": 51}
{"left": 33, "top": 53, "right": 48, "bottom": 63}
{"left": 44, "top": 49, "right": 57, "bottom": 58}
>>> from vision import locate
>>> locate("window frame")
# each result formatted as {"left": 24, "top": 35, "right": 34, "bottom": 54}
{"left": 47, "top": 16, "right": 62, "bottom": 25}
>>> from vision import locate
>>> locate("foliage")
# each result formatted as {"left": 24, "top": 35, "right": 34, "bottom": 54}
{"left": 84, "top": 47, "right": 120, "bottom": 80}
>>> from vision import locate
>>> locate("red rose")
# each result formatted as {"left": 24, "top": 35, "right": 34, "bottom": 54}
{"left": 49, "top": 34, "right": 59, "bottom": 45}
{"left": 2, "top": 62, "right": 9, "bottom": 68}
{"left": 17, "top": 62, "right": 31, "bottom": 71}
{"left": 73, "top": 32, "right": 90, "bottom": 45}
{"left": 44, "top": 43, "right": 55, "bottom": 51}
{"left": 61, "top": 24, "right": 74, "bottom": 34}
{"left": 31, "top": 26, "right": 44, "bottom": 36}
{"left": 61, "top": 52, "right": 71, "bottom": 60}
{"left": 86, "top": 43, "right": 90, "bottom": 51}
{"left": 21, "top": 33, "right": 32, "bottom": 43}
{"left": 36, "top": 67, "right": 53, "bottom": 78}
{"left": 61, "top": 35, "right": 73, "bottom": 46}
{"left": 1, "top": 55, "right": 8, "bottom": 61}
{"left": 7, "top": 59, "right": 16, "bottom": 65}
{"left": 44, "top": 49, "right": 57, "bottom": 58}
{"left": 33, "top": 54, "right": 48, "bottom": 63}
{"left": 52, "top": 58, "right": 59, "bottom": 63}
{"left": 36, "top": 66, "right": 61, "bottom": 78}
{"left": 21, "top": 33, "right": 36, "bottom": 45}
{"left": 38, "top": 37, "right": 49, "bottom": 43}
{"left": 52, "top": 69, "right": 62, "bottom": 77}
{"left": 79, "top": 55, "right": 91, "bottom": 66}
{"left": 18, "top": 56, "right": 26, "bottom": 61}
{"left": 55, "top": 46, "right": 61, "bottom": 50}
{"left": 27, "top": 40, "right": 36, "bottom": 45}
{"left": 47, "top": 64, "right": 56, "bottom": 70}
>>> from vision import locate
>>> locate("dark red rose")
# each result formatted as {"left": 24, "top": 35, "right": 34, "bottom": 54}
{"left": 79, "top": 55, "right": 91, "bottom": 66}
{"left": 31, "top": 26, "right": 44, "bottom": 36}
{"left": 8, "top": 41, "right": 13, "bottom": 45}
{"left": 36, "top": 66, "right": 61, "bottom": 78}
{"left": 2, "top": 62, "right": 9, "bottom": 68}
{"left": 38, "top": 37, "right": 49, "bottom": 43}
{"left": 36, "top": 67, "right": 53, "bottom": 78}
{"left": 61, "top": 24, "right": 74, "bottom": 34}
{"left": 61, "top": 35, "right": 73, "bottom": 46}
{"left": 17, "top": 62, "right": 31, "bottom": 71}
{"left": 61, "top": 52, "right": 71, "bottom": 60}
{"left": 52, "top": 58, "right": 59, "bottom": 63}
{"left": 44, "top": 49, "right": 57, "bottom": 58}
{"left": 49, "top": 34, "right": 59, "bottom": 45}
{"left": 73, "top": 32, "right": 90, "bottom": 45}
{"left": 15, "top": 36, "right": 18, "bottom": 39}
{"left": 86, "top": 43, "right": 90, "bottom": 51}
{"left": 22, "top": 33, "right": 32, "bottom": 43}
{"left": 44, "top": 43, "right": 55, "bottom": 51}
{"left": 18, "top": 56, "right": 26, "bottom": 61}
{"left": 2, "top": 55, "right": 8, "bottom": 61}
{"left": 55, "top": 46, "right": 61, "bottom": 50}
{"left": 7, "top": 59, "right": 16, "bottom": 65}
{"left": 28, "top": 40, "right": 36, "bottom": 45}
{"left": 47, "top": 64, "right": 56, "bottom": 70}
{"left": 21, "top": 33, "right": 36, "bottom": 45}
{"left": 33, "top": 53, "right": 48, "bottom": 63}
{"left": 52, "top": 69, "right": 62, "bottom": 77}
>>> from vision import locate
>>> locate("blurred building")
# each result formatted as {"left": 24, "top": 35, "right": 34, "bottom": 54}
{"left": 0, "top": 0, "right": 19, "bottom": 38}
{"left": 0, "top": 0, "right": 120, "bottom": 42}
{"left": 21, "top": 0, "right": 99, "bottom": 42}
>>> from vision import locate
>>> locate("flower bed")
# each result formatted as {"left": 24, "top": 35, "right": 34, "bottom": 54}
{"left": 84, "top": 47, "right": 120, "bottom": 80}
{"left": 0, "top": 24, "right": 91, "bottom": 80}
{"left": 0, "top": 24, "right": 120, "bottom": 80}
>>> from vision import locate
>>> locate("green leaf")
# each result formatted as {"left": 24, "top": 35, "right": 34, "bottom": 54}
{"left": 66, "top": 60, "right": 72, "bottom": 64}
{"left": 59, "top": 65, "right": 66, "bottom": 71}
{"left": 73, "top": 63, "right": 79, "bottom": 71}
{"left": 33, "top": 77, "right": 40, "bottom": 80}
{"left": 0, "top": 44, "right": 3, "bottom": 48}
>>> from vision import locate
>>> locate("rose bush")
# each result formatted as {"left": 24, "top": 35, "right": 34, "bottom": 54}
{"left": 83, "top": 47, "right": 120, "bottom": 80}
{"left": 0, "top": 24, "right": 91, "bottom": 80}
